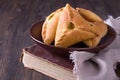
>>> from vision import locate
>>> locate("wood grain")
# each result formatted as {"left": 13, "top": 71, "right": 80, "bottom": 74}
{"left": 0, "top": 0, "right": 120, "bottom": 80}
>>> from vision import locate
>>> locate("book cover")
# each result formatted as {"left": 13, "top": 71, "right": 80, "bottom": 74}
{"left": 20, "top": 45, "right": 76, "bottom": 80}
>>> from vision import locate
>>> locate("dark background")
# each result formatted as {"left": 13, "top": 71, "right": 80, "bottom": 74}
{"left": 0, "top": 0, "right": 120, "bottom": 80}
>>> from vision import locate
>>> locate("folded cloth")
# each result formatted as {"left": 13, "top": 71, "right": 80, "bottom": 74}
{"left": 70, "top": 16, "right": 120, "bottom": 80}
{"left": 104, "top": 16, "right": 120, "bottom": 50}
{"left": 104, "top": 16, "right": 120, "bottom": 35}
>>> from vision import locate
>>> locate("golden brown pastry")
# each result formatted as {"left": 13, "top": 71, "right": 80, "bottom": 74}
{"left": 76, "top": 8, "right": 102, "bottom": 22}
{"left": 77, "top": 8, "right": 108, "bottom": 47}
{"left": 42, "top": 3, "right": 108, "bottom": 48}
{"left": 84, "top": 22, "right": 108, "bottom": 47}
{"left": 55, "top": 4, "right": 99, "bottom": 47}
{"left": 42, "top": 8, "right": 63, "bottom": 44}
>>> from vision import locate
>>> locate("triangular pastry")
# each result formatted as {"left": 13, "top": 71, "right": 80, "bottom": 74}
{"left": 76, "top": 8, "right": 102, "bottom": 22}
{"left": 77, "top": 8, "right": 108, "bottom": 47}
{"left": 42, "top": 8, "right": 63, "bottom": 44}
{"left": 55, "top": 4, "right": 98, "bottom": 47}
{"left": 42, "top": 4, "right": 108, "bottom": 48}
{"left": 84, "top": 22, "right": 108, "bottom": 47}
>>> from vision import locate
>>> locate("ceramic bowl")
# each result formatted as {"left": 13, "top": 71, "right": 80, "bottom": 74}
{"left": 29, "top": 21, "right": 116, "bottom": 57}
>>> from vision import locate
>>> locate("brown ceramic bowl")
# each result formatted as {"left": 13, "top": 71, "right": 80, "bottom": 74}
{"left": 29, "top": 21, "right": 116, "bottom": 57}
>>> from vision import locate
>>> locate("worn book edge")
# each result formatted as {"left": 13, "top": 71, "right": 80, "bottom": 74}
{"left": 21, "top": 48, "right": 76, "bottom": 80}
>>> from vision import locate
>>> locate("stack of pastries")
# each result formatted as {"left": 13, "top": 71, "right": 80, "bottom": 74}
{"left": 42, "top": 3, "right": 108, "bottom": 48}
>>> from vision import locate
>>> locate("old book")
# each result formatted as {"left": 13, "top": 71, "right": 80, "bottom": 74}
{"left": 21, "top": 45, "right": 76, "bottom": 80}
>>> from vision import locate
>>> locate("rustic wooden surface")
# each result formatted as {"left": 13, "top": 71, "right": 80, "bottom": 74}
{"left": 0, "top": 0, "right": 120, "bottom": 80}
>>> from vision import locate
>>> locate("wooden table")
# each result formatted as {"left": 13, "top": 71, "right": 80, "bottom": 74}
{"left": 0, "top": 0, "right": 120, "bottom": 80}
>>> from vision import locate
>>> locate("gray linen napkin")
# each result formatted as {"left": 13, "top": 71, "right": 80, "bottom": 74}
{"left": 70, "top": 16, "right": 120, "bottom": 80}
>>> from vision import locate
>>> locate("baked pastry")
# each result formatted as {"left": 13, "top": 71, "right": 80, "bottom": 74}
{"left": 77, "top": 8, "right": 108, "bottom": 47}
{"left": 84, "top": 22, "right": 108, "bottom": 47}
{"left": 42, "top": 8, "right": 63, "bottom": 44}
{"left": 55, "top": 4, "right": 99, "bottom": 47}
{"left": 42, "top": 3, "right": 108, "bottom": 48}
{"left": 76, "top": 8, "right": 102, "bottom": 22}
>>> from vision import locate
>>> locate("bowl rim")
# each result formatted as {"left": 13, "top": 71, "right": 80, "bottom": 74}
{"left": 29, "top": 20, "right": 117, "bottom": 51}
